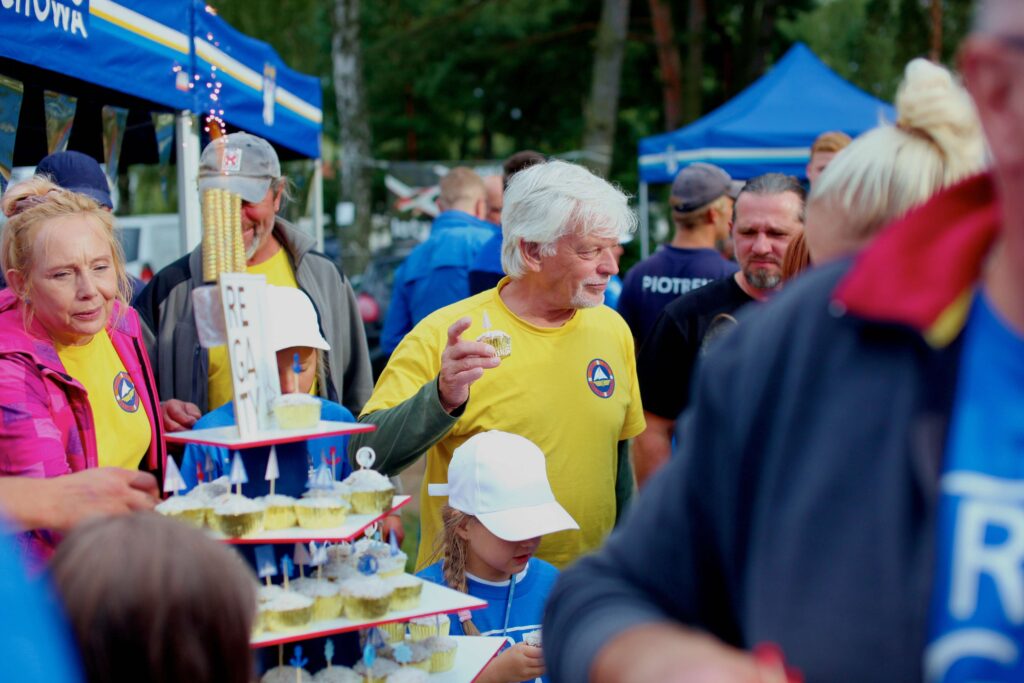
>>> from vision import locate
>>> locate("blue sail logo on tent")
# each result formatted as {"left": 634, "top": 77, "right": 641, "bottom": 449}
{"left": 586, "top": 359, "right": 615, "bottom": 399}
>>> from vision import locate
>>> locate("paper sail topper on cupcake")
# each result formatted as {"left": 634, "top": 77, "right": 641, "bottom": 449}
{"left": 254, "top": 545, "right": 278, "bottom": 579}
{"left": 163, "top": 457, "right": 186, "bottom": 496}
{"left": 293, "top": 542, "right": 312, "bottom": 568}
{"left": 355, "top": 446, "right": 376, "bottom": 470}
{"left": 324, "top": 639, "right": 335, "bottom": 668}
{"left": 229, "top": 451, "right": 248, "bottom": 496}
{"left": 476, "top": 310, "right": 511, "bottom": 358}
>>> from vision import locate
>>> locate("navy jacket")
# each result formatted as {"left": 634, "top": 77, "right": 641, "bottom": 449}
{"left": 381, "top": 210, "right": 499, "bottom": 353}
{"left": 544, "top": 173, "right": 1001, "bottom": 683}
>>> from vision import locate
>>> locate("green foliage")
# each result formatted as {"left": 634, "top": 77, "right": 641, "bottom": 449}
{"left": 780, "top": 0, "right": 975, "bottom": 101}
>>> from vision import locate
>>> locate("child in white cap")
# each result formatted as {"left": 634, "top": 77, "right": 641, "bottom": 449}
{"left": 179, "top": 286, "right": 354, "bottom": 494}
{"left": 418, "top": 430, "right": 579, "bottom": 683}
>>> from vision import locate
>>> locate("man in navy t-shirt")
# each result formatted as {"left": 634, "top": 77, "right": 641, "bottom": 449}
{"left": 617, "top": 162, "right": 739, "bottom": 345}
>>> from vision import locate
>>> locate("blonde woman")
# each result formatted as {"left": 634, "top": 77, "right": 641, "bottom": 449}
{"left": 0, "top": 178, "right": 164, "bottom": 561}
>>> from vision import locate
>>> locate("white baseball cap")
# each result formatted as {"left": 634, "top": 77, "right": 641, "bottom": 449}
{"left": 266, "top": 286, "right": 330, "bottom": 352}
{"left": 428, "top": 431, "right": 578, "bottom": 542}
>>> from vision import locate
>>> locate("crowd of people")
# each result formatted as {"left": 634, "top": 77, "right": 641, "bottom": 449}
{"left": 2, "top": 1, "right": 1023, "bottom": 681}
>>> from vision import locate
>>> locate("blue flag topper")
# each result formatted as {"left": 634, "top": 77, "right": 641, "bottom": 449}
{"left": 280, "top": 555, "right": 294, "bottom": 579}
{"left": 324, "top": 639, "right": 335, "bottom": 666}
{"left": 363, "top": 642, "right": 376, "bottom": 669}
{"left": 254, "top": 545, "right": 278, "bottom": 579}
{"left": 389, "top": 529, "right": 400, "bottom": 556}
{"left": 229, "top": 451, "right": 248, "bottom": 485}
{"left": 357, "top": 553, "right": 379, "bottom": 577}
{"left": 289, "top": 645, "right": 308, "bottom": 669}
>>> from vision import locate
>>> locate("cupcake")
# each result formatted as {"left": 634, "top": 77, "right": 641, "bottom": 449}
{"left": 522, "top": 629, "right": 542, "bottom": 647}
{"left": 386, "top": 575, "right": 423, "bottom": 611}
{"left": 290, "top": 577, "right": 344, "bottom": 622}
{"left": 386, "top": 668, "right": 428, "bottom": 683}
{"left": 155, "top": 495, "right": 208, "bottom": 528}
{"left": 295, "top": 497, "right": 348, "bottom": 529}
{"left": 260, "top": 494, "right": 298, "bottom": 530}
{"left": 323, "top": 560, "right": 360, "bottom": 584}
{"left": 258, "top": 584, "right": 286, "bottom": 604}
{"left": 263, "top": 591, "right": 315, "bottom": 632}
{"left": 376, "top": 621, "right": 407, "bottom": 643}
{"left": 209, "top": 494, "right": 265, "bottom": 537}
{"left": 396, "top": 641, "right": 431, "bottom": 672}
{"left": 424, "top": 635, "right": 458, "bottom": 672}
{"left": 407, "top": 614, "right": 450, "bottom": 642}
{"left": 476, "top": 329, "right": 512, "bottom": 358}
{"left": 343, "top": 469, "right": 395, "bottom": 515}
{"left": 342, "top": 576, "right": 394, "bottom": 620}
{"left": 273, "top": 393, "right": 321, "bottom": 430}
{"left": 188, "top": 476, "right": 230, "bottom": 504}
{"left": 312, "top": 667, "right": 361, "bottom": 683}
{"left": 326, "top": 542, "right": 355, "bottom": 565}
{"left": 261, "top": 666, "right": 313, "bottom": 683}
{"left": 353, "top": 659, "right": 398, "bottom": 683}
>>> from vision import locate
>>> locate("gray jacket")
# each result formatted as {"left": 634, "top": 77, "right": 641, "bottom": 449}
{"left": 134, "top": 218, "right": 373, "bottom": 416}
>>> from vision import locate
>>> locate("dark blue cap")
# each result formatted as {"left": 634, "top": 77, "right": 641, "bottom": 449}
{"left": 35, "top": 151, "right": 113, "bottom": 209}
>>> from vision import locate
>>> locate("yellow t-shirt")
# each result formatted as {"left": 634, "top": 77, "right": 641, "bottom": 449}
{"left": 58, "top": 330, "right": 152, "bottom": 470}
{"left": 362, "top": 280, "right": 646, "bottom": 570}
{"left": 207, "top": 246, "right": 298, "bottom": 410}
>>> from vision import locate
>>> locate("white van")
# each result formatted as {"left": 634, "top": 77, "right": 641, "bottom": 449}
{"left": 115, "top": 214, "right": 184, "bottom": 280}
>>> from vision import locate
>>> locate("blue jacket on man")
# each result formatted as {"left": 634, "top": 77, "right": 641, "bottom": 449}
{"left": 381, "top": 210, "right": 499, "bottom": 354}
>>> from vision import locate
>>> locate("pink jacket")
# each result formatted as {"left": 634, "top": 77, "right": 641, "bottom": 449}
{"left": 0, "top": 289, "right": 165, "bottom": 560}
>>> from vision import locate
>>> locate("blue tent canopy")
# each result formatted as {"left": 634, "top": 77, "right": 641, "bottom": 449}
{"left": 638, "top": 43, "right": 894, "bottom": 182}
{"left": 0, "top": 0, "right": 322, "bottom": 159}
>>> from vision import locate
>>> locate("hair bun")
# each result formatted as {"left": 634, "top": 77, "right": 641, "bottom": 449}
{"left": 1, "top": 178, "right": 61, "bottom": 218}
{"left": 895, "top": 58, "right": 984, "bottom": 168}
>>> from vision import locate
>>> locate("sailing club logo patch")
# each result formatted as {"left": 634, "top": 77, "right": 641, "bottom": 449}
{"left": 586, "top": 358, "right": 615, "bottom": 398}
{"left": 113, "top": 371, "right": 139, "bottom": 413}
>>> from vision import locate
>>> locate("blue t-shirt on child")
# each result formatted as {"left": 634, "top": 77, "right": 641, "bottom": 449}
{"left": 418, "top": 557, "right": 557, "bottom": 683}
{"left": 926, "top": 293, "right": 1024, "bottom": 681}
{"left": 179, "top": 397, "right": 354, "bottom": 497}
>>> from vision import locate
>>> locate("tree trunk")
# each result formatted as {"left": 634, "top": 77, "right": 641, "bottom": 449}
{"left": 581, "top": 0, "right": 631, "bottom": 178}
{"left": 684, "top": 0, "right": 706, "bottom": 123}
{"left": 930, "top": 0, "right": 942, "bottom": 61}
{"left": 332, "top": 0, "right": 373, "bottom": 275}
{"left": 648, "top": 0, "right": 684, "bottom": 131}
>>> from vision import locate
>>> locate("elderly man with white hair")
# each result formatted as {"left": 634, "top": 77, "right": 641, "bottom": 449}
{"left": 351, "top": 160, "right": 645, "bottom": 571}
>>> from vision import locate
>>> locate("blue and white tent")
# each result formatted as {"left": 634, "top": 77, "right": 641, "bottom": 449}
{"left": 0, "top": 0, "right": 322, "bottom": 158}
{"left": 638, "top": 42, "right": 894, "bottom": 184}
{"left": 0, "top": 0, "right": 325, "bottom": 250}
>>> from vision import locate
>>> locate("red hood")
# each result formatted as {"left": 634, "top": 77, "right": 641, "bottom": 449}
{"left": 833, "top": 172, "right": 1001, "bottom": 346}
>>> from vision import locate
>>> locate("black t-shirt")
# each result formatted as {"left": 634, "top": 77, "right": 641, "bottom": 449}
{"left": 637, "top": 275, "right": 754, "bottom": 420}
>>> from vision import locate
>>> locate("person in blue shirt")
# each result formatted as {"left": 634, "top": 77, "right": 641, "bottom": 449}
{"left": 418, "top": 430, "right": 579, "bottom": 683}
{"left": 181, "top": 286, "right": 354, "bottom": 496}
{"left": 380, "top": 168, "right": 498, "bottom": 354}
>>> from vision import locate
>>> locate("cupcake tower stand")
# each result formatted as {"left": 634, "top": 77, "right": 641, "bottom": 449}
{"left": 167, "top": 424, "right": 507, "bottom": 681}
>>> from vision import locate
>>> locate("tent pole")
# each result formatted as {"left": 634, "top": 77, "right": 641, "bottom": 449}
{"left": 639, "top": 181, "right": 650, "bottom": 260}
{"left": 312, "top": 158, "right": 325, "bottom": 252}
{"left": 176, "top": 112, "right": 202, "bottom": 254}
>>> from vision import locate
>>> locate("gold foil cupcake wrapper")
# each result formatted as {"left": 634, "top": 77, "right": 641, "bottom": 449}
{"left": 478, "top": 332, "right": 512, "bottom": 358}
{"left": 265, "top": 605, "right": 314, "bottom": 632}
{"left": 345, "top": 594, "right": 392, "bottom": 620}
{"left": 429, "top": 647, "right": 457, "bottom": 673}
{"left": 211, "top": 510, "right": 265, "bottom": 538}
{"left": 389, "top": 584, "right": 423, "bottom": 610}
{"left": 378, "top": 621, "right": 407, "bottom": 642}
{"left": 263, "top": 505, "right": 298, "bottom": 530}
{"left": 408, "top": 619, "right": 449, "bottom": 641}
{"left": 308, "top": 593, "right": 344, "bottom": 622}
{"left": 295, "top": 505, "right": 347, "bottom": 529}
{"left": 349, "top": 488, "right": 395, "bottom": 515}
{"left": 160, "top": 507, "right": 208, "bottom": 529}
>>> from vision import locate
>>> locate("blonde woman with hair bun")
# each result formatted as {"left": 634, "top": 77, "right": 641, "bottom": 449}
{"left": 0, "top": 177, "right": 164, "bottom": 563}
{"left": 805, "top": 58, "right": 986, "bottom": 263}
